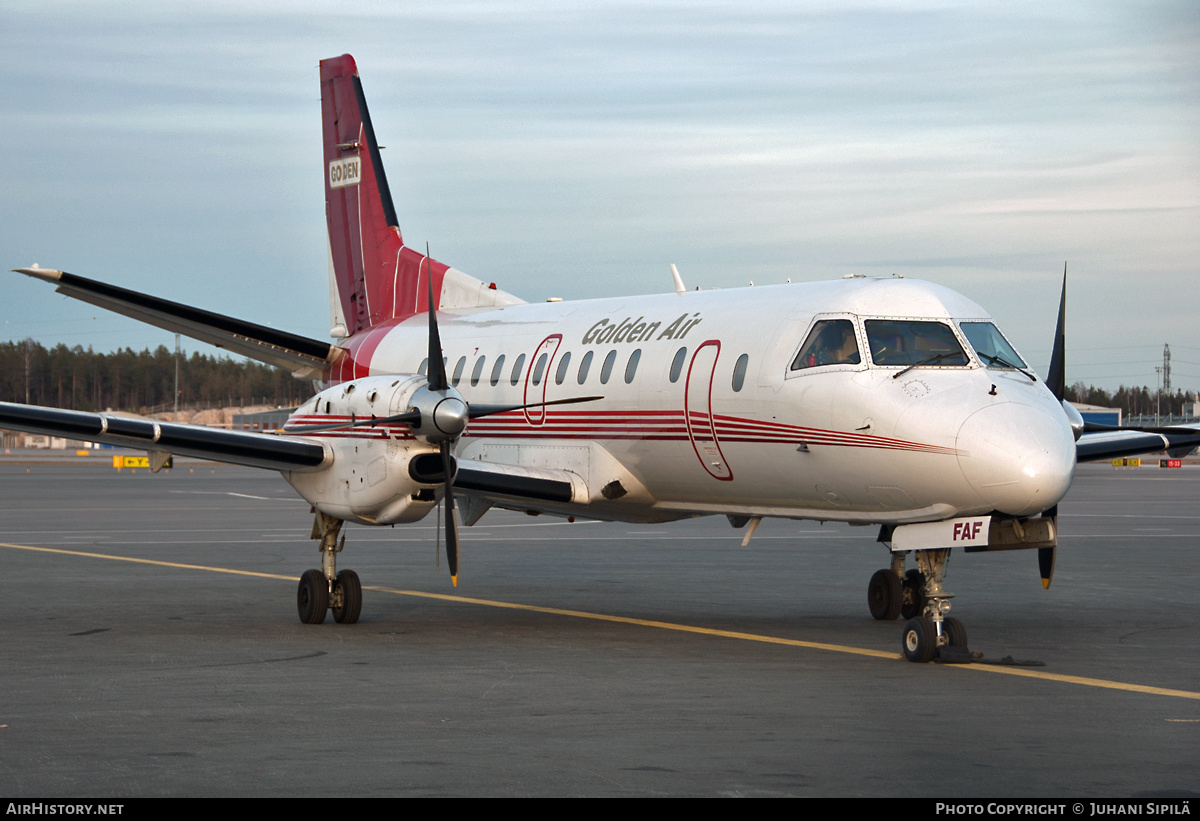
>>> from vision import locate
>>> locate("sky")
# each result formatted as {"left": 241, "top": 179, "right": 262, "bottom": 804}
{"left": 2, "top": 0, "right": 1197, "bottom": 393}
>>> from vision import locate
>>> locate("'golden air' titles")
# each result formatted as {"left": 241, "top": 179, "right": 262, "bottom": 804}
{"left": 582, "top": 313, "right": 702, "bottom": 345}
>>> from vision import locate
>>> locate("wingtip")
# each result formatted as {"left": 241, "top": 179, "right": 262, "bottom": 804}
{"left": 13, "top": 266, "right": 64, "bottom": 281}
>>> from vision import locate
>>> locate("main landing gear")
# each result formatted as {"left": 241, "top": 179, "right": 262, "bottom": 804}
{"left": 868, "top": 548, "right": 967, "bottom": 663}
{"left": 298, "top": 510, "right": 362, "bottom": 625}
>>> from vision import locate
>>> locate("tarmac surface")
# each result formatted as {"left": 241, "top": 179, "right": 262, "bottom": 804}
{"left": 1, "top": 457, "right": 1197, "bottom": 797}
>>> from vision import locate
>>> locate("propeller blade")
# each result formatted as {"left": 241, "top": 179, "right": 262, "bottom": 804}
{"left": 440, "top": 439, "right": 459, "bottom": 586}
{"left": 1046, "top": 262, "right": 1067, "bottom": 402}
{"left": 285, "top": 409, "right": 421, "bottom": 434}
{"left": 467, "top": 394, "right": 605, "bottom": 420}
{"left": 287, "top": 394, "right": 601, "bottom": 434}
{"left": 425, "top": 244, "right": 449, "bottom": 392}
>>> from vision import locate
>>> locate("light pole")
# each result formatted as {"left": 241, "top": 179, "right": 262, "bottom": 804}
{"left": 174, "top": 333, "right": 180, "bottom": 418}
{"left": 1155, "top": 366, "right": 1162, "bottom": 426}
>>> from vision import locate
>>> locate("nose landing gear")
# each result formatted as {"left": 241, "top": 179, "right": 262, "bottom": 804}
{"left": 869, "top": 545, "right": 969, "bottom": 663}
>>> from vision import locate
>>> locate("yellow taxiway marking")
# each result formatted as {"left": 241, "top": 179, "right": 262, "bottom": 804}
{"left": 1, "top": 542, "right": 294, "bottom": 582}
{"left": 375, "top": 586, "right": 895, "bottom": 659}
{"left": 7, "top": 541, "right": 1200, "bottom": 702}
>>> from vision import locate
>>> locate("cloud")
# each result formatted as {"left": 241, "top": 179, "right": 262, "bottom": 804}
{"left": 1, "top": 0, "right": 1196, "bottom": 390}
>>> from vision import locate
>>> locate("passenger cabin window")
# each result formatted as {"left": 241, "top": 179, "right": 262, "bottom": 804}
{"left": 960, "top": 322, "right": 1027, "bottom": 369}
{"left": 624, "top": 349, "right": 641, "bottom": 383}
{"left": 791, "top": 320, "right": 861, "bottom": 370}
{"left": 452, "top": 356, "right": 467, "bottom": 386}
{"left": 577, "top": 351, "right": 593, "bottom": 384}
{"left": 600, "top": 350, "right": 617, "bottom": 384}
{"left": 732, "top": 354, "right": 749, "bottom": 391}
{"left": 471, "top": 356, "right": 486, "bottom": 387}
{"left": 510, "top": 354, "right": 526, "bottom": 385}
{"left": 669, "top": 347, "right": 686, "bottom": 383}
{"left": 865, "top": 320, "right": 968, "bottom": 367}
{"left": 555, "top": 352, "right": 572, "bottom": 385}
{"left": 490, "top": 355, "right": 506, "bottom": 386}
{"left": 532, "top": 353, "right": 548, "bottom": 386}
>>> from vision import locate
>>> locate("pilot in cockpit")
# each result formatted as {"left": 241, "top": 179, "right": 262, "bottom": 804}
{"left": 793, "top": 320, "right": 861, "bottom": 369}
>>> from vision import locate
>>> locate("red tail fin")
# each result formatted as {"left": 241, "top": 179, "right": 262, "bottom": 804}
{"left": 321, "top": 54, "right": 448, "bottom": 335}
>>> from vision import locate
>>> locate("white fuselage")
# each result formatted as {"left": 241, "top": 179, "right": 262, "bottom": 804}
{"left": 289, "top": 276, "right": 1077, "bottom": 527}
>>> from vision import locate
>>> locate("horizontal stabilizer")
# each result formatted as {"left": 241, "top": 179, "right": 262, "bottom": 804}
{"left": 13, "top": 266, "right": 336, "bottom": 378}
{"left": 0, "top": 401, "right": 329, "bottom": 472}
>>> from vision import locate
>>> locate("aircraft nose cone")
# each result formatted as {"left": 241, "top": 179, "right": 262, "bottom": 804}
{"left": 956, "top": 402, "right": 1076, "bottom": 516}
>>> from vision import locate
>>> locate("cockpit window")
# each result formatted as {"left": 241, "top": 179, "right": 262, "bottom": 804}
{"left": 791, "top": 320, "right": 861, "bottom": 370}
{"left": 864, "top": 320, "right": 968, "bottom": 367}
{"left": 960, "top": 322, "right": 1027, "bottom": 369}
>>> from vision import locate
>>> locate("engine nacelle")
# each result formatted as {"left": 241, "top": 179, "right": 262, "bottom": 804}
{"left": 282, "top": 375, "right": 450, "bottom": 525}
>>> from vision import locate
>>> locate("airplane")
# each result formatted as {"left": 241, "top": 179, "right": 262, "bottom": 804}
{"left": 5, "top": 54, "right": 1199, "bottom": 663}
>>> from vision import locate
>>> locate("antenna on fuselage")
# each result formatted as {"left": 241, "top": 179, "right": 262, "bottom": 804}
{"left": 670, "top": 263, "right": 686, "bottom": 295}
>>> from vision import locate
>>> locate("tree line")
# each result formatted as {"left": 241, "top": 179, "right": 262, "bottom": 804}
{"left": 1066, "top": 382, "right": 1195, "bottom": 418}
{"left": 0, "top": 340, "right": 312, "bottom": 412}
{"left": 0, "top": 338, "right": 1193, "bottom": 418}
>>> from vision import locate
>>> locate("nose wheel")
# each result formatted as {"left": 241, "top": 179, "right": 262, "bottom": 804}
{"left": 902, "top": 616, "right": 936, "bottom": 662}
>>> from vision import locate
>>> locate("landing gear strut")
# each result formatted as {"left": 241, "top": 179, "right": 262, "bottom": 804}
{"left": 297, "top": 510, "right": 362, "bottom": 625}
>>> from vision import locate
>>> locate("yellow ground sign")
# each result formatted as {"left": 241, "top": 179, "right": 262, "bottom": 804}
{"left": 112, "top": 454, "right": 173, "bottom": 470}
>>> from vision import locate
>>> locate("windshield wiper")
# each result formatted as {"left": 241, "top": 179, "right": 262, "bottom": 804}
{"left": 892, "top": 352, "right": 952, "bottom": 379}
{"left": 980, "top": 353, "right": 1037, "bottom": 382}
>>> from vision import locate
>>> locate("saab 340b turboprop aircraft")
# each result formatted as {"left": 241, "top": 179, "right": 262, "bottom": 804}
{"left": 6, "top": 55, "right": 1198, "bottom": 662}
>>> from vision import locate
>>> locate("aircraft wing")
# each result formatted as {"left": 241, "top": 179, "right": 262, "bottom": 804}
{"left": 13, "top": 266, "right": 337, "bottom": 378}
{"left": 0, "top": 401, "right": 329, "bottom": 472}
{"left": 0, "top": 401, "right": 583, "bottom": 499}
{"left": 1076, "top": 428, "right": 1200, "bottom": 463}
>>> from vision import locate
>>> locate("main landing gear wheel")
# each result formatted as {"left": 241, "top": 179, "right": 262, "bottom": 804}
{"left": 331, "top": 569, "right": 362, "bottom": 625}
{"left": 902, "top": 618, "right": 937, "bottom": 663}
{"left": 868, "top": 569, "right": 903, "bottom": 621}
{"left": 298, "top": 568, "right": 329, "bottom": 624}
{"left": 901, "top": 569, "right": 926, "bottom": 620}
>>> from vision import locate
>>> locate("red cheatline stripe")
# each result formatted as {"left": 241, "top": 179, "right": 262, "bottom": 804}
{"left": 277, "top": 409, "right": 956, "bottom": 454}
